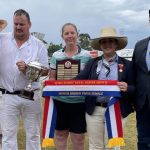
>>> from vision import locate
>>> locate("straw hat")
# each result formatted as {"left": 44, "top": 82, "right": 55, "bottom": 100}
{"left": 91, "top": 27, "right": 128, "bottom": 51}
{"left": 0, "top": 20, "right": 7, "bottom": 32}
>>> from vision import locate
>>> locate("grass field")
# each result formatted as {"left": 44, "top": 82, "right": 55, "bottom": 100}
{"left": 18, "top": 112, "right": 137, "bottom": 150}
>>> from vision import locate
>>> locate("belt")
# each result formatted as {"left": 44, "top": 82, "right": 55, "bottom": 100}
{"left": 19, "top": 90, "right": 34, "bottom": 100}
{"left": 95, "top": 102, "right": 107, "bottom": 107}
{"left": 0, "top": 88, "right": 21, "bottom": 95}
{"left": 0, "top": 88, "right": 34, "bottom": 101}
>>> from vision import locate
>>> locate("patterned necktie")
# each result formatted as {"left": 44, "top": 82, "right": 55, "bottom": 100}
{"left": 102, "top": 62, "right": 110, "bottom": 77}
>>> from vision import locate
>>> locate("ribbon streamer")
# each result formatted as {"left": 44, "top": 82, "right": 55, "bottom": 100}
{"left": 42, "top": 96, "right": 57, "bottom": 148}
{"left": 42, "top": 80, "right": 125, "bottom": 148}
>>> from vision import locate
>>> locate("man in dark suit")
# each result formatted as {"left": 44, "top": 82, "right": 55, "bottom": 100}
{"left": 132, "top": 10, "right": 150, "bottom": 150}
{"left": 75, "top": 27, "right": 135, "bottom": 150}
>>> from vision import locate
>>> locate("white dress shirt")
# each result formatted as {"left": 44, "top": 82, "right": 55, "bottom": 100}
{"left": 0, "top": 32, "right": 49, "bottom": 92}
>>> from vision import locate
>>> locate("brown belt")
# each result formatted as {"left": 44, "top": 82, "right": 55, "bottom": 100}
{"left": 19, "top": 90, "right": 34, "bottom": 100}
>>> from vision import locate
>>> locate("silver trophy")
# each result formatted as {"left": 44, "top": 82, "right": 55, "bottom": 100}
{"left": 19, "top": 61, "right": 47, "bottom": 100}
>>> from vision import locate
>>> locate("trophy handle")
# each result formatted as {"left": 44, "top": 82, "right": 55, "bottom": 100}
{"left": 38, "top": 67, "right": 48, "bottom": 80}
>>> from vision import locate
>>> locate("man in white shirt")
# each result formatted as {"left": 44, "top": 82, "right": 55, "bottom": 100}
{"left": 0, "top": 9, "right": 49, "bottom": 150}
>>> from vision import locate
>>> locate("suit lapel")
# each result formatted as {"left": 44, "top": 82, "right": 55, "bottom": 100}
{"left": 92, "top": 56, "right": 102, "bottom": 79}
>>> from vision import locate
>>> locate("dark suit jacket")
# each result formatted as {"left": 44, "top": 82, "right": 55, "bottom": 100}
{"left": 132, "top": 37, "right": 150, "bottom": 111}
{"left": 75, "top": 55, "right": 135, "bottom": 118}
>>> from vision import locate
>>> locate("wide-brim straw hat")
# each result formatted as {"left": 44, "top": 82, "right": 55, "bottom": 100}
{"left": 0, "top": 20, "right": 7, "bottom": 32}
{"left": 91, "top": 27, "right": 128, "bottom": 51}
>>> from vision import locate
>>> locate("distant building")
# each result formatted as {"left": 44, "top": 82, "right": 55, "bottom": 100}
{"left": 89, "top": 50, "right": 103, "bottom": 58}
{"left": 89, "top": 49, "right": 134, "bottom": 60}
{"left": 31, "top": 32, "right": 48, "bottom": 45}
{"left": 117, "top": 49, "right": 134, "bottom": 60}
{"left": 31, "top": 32, "right": 45, "bottom": 40}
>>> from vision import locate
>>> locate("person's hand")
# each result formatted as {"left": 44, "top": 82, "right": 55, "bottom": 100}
{"left": 118, "top": 81, "right": 128, "bottom": 92}
{"left": 0, "top": 20, "right": 7, "bottom": 31}
{"left": 16, "top": 61, "right": 27, "bottom": 74}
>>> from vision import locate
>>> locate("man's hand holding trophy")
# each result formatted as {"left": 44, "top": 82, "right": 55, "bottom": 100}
{"left": 16, "top": 60, "right": 48, "bottom": 100}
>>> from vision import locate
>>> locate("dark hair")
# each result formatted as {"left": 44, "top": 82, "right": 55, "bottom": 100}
{"left": 14, "top": 9, "right": 30, "bottom": 22}
{"left": 149, "top": 9, "right": 150, "bottom": 17}
{"left": 61, "top": 23, "right": 78, "bottom": 37}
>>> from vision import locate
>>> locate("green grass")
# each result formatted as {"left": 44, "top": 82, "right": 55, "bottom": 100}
{"left": 18, "top": 113, "right": 137, "bottom": 150}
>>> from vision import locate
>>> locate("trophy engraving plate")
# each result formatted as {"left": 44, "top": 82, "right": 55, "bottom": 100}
{"left": 56, "top": 59, "right": 80, "bottom": 80}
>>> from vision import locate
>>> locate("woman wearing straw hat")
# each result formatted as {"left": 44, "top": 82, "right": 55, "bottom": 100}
{"left": 75, "top": 27, "right": 135, "bottom": 150}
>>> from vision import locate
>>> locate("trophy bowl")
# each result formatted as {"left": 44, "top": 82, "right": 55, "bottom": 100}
{"left": 19, "top": 61, "right": 48, "bottom": 100}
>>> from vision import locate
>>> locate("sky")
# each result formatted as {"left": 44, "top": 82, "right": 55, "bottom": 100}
{"left": 1, "top": 0, "right": 150, "bottom": 48}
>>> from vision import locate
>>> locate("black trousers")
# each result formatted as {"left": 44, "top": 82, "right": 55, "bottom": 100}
{"left": 136, "top": 98, "right": 150, "bottom": 150}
